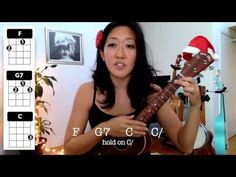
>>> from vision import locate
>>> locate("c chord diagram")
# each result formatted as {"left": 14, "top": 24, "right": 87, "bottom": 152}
{"left": 6, "top": 112, "right": 34, "bottom": 149}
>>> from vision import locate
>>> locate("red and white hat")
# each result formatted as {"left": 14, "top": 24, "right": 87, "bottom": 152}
{"left": 182, "top": 35, "right": 219, "bottom": 61}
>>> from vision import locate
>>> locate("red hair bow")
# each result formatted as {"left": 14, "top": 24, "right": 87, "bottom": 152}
{"left": 96, "top": 30, "right": 103, "bottom": 49}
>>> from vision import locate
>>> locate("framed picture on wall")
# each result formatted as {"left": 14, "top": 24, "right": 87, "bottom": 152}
{"left": 45, "top": 28, "right": 83, "bottom": 65}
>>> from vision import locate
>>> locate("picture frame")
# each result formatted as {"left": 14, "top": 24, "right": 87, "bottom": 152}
{"left": 45, "top": 28, "right": 83, "bottom": 65}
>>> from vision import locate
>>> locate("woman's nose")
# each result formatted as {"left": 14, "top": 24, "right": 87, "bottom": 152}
{"left": 116, "top": 46, "right": 125, "bottom": 59}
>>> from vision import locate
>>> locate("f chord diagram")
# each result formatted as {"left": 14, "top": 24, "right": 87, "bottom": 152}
{"left": 7, "top": 71, "right": 33, "bottom": 107}
{"left": 6, "top": 29, "right": 33, "bottom": 65}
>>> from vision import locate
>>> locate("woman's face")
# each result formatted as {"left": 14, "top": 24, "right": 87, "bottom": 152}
{"left": 100, "top": 26, "right": 137, "bottom": 80}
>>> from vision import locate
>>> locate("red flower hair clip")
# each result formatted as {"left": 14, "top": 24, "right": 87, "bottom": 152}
{"left": 96, "top": 30, "right": 103, "bottom": 49}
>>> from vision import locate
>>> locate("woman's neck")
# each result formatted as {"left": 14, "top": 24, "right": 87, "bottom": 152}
{"left": 110, "top": 75, "right": 131, "bottom": 90}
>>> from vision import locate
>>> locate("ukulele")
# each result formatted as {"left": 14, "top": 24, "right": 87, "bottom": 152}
{"left": 213, "top": 70, "right": 228, "bottom": 155}
{"left": 90, "top": 52, "right": 215, "bottom": 155}
{"left": 170, "top": 55, "right": 184, "bottom": 121}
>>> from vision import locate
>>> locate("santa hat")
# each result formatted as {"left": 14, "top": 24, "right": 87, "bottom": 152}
{"left": 182, "top": 35, "right": 219, "bottom": 61}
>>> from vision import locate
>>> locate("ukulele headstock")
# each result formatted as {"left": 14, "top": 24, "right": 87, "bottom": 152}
{"left": 180, "top": 52, "right": 214, "bottom": 77}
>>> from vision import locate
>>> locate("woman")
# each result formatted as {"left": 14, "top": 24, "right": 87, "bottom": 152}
{"left": 64, "top": 22, "right": 201, "bottom": 155}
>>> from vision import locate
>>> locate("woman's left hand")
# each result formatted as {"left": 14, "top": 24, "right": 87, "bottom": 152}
{"left": 174, "top": 77, "right": 201, "bottom": 107}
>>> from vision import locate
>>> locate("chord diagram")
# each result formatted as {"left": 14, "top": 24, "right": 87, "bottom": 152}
{"left": 7, "top": 112, "right": 34, "bottom": 149}
{"left": 7, "top": 71, "right": 33, "bottom": 107}
{"left": 6, "top": 29, "right": 32, "bottom": 65}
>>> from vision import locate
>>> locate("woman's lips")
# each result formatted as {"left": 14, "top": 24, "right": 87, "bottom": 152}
{"left": 114, "top": 62, "right": 126, "bottom": 69}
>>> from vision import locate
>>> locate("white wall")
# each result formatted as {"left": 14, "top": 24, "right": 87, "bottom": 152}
{"left": 139, "top": 23, "right": 158, "bottom": 68}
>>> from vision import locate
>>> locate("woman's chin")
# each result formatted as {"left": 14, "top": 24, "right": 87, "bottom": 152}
{"left": 111, "top": 73, "right": 131, "bottom": 80}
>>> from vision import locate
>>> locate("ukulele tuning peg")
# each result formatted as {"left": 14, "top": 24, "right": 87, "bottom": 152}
{"left": 201, "top": 95, "right": 210, "bottom": 102}
{"left": 208, "top": 65, "right": 214, "bottom": 71}
{"left": 198, "top": 74, "right": 204, "bottom": 78}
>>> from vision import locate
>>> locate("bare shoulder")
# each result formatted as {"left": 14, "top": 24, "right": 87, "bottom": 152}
{"left": 78, "top": 81, "right": 94, "bottom": 93}
{"left": 75, "top": 81, "right": 94, "bottom": 107}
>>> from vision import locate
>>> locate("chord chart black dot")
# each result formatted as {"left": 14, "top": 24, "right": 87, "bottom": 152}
{"left": 7, "top": 112, "right": 33, "bottom": 148}
{"left": 6, "top": 29, "right": 32, "bottom": 65}
{"left": 7, "top": 71, "right": 33, "bottom": 107}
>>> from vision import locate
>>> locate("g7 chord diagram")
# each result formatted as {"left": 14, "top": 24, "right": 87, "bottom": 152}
{"left": 7, "top": 71, "right": 33, "bottom": 107}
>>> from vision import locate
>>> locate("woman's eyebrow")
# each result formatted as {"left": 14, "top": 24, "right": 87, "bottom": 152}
{"left": 107, "top": 37, "right": 135, "bottom": 42}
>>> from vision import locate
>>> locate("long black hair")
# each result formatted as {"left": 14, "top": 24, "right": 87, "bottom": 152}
{"left": 92, "top": 22, "right": 157, "bottom": 111}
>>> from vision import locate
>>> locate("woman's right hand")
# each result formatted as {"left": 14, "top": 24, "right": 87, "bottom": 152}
{"left": 100, "top": 115, "right": 149, "bottom": 138}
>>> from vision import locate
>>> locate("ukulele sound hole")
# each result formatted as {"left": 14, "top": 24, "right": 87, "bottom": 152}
{"left": 115, "top": 138, "right": 130, "bottom": 151}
